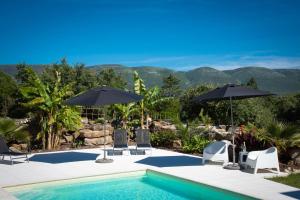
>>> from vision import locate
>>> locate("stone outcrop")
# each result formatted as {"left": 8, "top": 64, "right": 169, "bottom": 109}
{"left": 61, "top": 121, "right": 114, "bottom": 147}
{"left": 153, "top": 120, "right": 176, "bottom": 131}
{"left": 84, "top": 136, "right": 113, "bottom": 146}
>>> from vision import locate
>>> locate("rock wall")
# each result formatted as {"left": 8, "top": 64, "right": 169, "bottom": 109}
{"left": 61, "top": 118, "right": 114, "bottom": 147}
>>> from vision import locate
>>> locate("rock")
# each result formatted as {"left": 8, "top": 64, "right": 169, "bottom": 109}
{"left": 79, "top": 129, "right": 93, "bottom": 137}
{"left": 289, "top": 148, "right": 300, "bottom": 166}
{"left": 9, "top": 146, "right": 22, "bottom": 153}
{"left": 19, "top": 143, "right": 28, "bottom": 151}
{"left": 92, "top": 123, "right": 104, "bottom": 131}
{"left": 64, "top": 135, "right": 73, "bottom": 143}
{"left": 60, "top": 138, "right": 67, "bottom": 144}
{"left": 153, "top": 121, "right": 177, "bottom": 131}
{"left": 80, "top": 129, "right": 110, "bottom": 138}
{"left": 11, "top": 144, "right": 21, "bottom": 151}
{"left": 219, "top": 125, "right": 226, "bottom": 130}
{"left": 84, "top": 124, "right": 92, "bottom": 129}
{"left": 84, "top": 136, "right": 112, "bottom": 146}
{"left": 11, "top": 143, "right": 28, "bottom": 151}
{"left": 81, "top": 117, "right": 88, "bottom": 124}
{"left": 172, "top": 139, "right": 182, "bottom": 148}
{"left": 72, "top": 131, "right": 80, "bottom": 139}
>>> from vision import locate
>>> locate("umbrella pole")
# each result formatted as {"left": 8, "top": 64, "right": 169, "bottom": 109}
{"left": 230, "top": 96, "right": 236, "bottom": 165}
{"left": 103, "top": 112, "right": 106, "bottom": 159}
{"left": 224, "top": 97, "right": 239, "bottom": 169}
{"left": 95, "top": 108, "right": 113, "bottom": 163}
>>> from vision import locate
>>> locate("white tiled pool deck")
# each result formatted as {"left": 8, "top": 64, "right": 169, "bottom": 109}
{"left": 0, "top": 147, "right": 299, "bottom": 200}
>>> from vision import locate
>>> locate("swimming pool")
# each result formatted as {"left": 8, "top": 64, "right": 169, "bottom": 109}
{"left": 7, "top": 170, "right": 256, "bottom": 200}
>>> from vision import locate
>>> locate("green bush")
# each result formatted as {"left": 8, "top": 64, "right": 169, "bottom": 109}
{"left": 182, "top": 135, "right": 211, "bottom": 154}
{"left": 150, "top": 130, "right": 177, "bottom": 147}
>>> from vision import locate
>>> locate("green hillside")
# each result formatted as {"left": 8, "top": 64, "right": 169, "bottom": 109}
{"left": 0, "top": 64, "right": 299, "bottom": 94}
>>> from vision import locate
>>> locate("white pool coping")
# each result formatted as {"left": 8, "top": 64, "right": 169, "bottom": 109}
{"left": 0, "top": 147, "right": 299, "bottom": 200}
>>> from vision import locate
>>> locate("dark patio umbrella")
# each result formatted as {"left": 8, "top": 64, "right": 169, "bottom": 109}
{"left": 65, "top": 86, "right": 143, "bottom": 163}
{"left": 195, "top": 84, "right": 274, "bottom": 169}
{"left": 65, "top": 86, "right": 142, "bottom": 106}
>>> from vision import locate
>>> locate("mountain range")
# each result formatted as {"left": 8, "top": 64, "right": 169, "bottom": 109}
{"left": 0, "top": 64, "right": 300, "bottom": 94}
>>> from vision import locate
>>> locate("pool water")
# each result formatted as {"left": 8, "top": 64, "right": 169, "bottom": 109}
{"left": 8, "top": 170, "right": 256, "bottom": 200}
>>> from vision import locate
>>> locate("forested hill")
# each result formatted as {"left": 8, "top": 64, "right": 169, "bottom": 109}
{"left": 0, "top": 64, "right": 300, "bottom": 94}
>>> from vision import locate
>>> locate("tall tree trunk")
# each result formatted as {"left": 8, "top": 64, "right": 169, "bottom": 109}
{"left": 47, "top": 129, "right": 52, "bottom": 150}
{"left": 146, "top": 113, "right": 150, "bottom": 129}
{"left": 42, "top": 133, "right": 46, "bottom": 150}
{"left": 47, "top": 132, "right": 52, "bottom": 150}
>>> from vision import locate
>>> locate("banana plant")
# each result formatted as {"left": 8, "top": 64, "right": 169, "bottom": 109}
{"left": 20, "top": 71, "right": 81, "bottom": 150}
{"left": 133, "top": 71, "right": 172, "bottom": 128}
{"left": 114, "top": 103, "right": 139, "bottom": 129}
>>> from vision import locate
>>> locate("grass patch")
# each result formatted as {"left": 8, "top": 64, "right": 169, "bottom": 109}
{"left": 267, "top": 173, "right": 300, "bottom": 189}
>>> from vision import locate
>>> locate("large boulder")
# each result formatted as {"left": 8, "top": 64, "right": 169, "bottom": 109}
{"left": 91, "top": 123, "right": 114, "bottom": 132}
{"left": 84, "top": 136, "right": 113, "bottom": 146}
{"left": 80, "top": 129, "right": 110, "bottom": 138}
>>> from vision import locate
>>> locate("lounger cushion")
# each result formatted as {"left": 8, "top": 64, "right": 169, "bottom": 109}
{"left": 114, "top": 144, "right": 128, "bottom": 148}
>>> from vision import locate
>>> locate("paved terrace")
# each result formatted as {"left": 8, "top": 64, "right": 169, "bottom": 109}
{"left": 0, "top": 147, "right": 299, "bottom": 200}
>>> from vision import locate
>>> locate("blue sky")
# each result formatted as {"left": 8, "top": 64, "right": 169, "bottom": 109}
{"left": 1, "top": 0, "right": 300, "bottom": 70}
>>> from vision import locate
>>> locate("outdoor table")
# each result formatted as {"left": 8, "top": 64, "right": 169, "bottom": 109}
{"left": 239, "top": 151, "right": 249, "bottom": 169}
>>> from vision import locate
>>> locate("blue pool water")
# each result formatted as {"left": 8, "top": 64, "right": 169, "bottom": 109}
{"left": 10, "top": 171, "right": 256, "bottom": 200}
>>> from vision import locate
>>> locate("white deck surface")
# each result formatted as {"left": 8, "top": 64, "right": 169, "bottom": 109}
{"left": 0, "top": 147, "right": 299, "bottom": 200}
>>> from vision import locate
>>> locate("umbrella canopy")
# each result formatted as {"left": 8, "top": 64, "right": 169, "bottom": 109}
{"left": 65, "top": 86, "right": 143, "bottom": 106}
{"left": 194, "top": 84, "right": 274, "bottom": 169}
{"left": 195, "top": 84, "right": 274, "bottom": 102}
{"left": 65, "top": 86, "right": 142, "bottom": 163}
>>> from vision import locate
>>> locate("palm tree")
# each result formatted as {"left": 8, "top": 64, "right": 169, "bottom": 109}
{"left": 20, "top": 71, "right": 82, "bottom": 150}
{"left": 266, "top": 121, "right": 300, "bottom": 152}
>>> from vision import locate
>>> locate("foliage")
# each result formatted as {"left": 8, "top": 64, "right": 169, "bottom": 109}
{"left": 41, "top": 59, "right": 97, "bottom": 95}
{"left": 161, "top": 74, "right": 181, "bottom": 97}
{"left": 265, "top": 121, "right": 300, "bottom": 152}
{"left": 182, "top": 135, "right": 211, "bottom": 154}
{"left": 0, "top": 71, "right": 18, "bottom": 117}
{"left": 271, "top": 94, "right": 300, "bottom": 124}
{"left": 236, "top": 122, "right": 300, "bottom": 163}
{"left": 19, "top": 70, "right": 82, "bottom": 150}
{"left": 41, "top": 59, "right": 75, "bottom": 86}
{"left": 114, "top": 103, "right": 139, "bottom": 129}
{"left": 232, "top": 98, "right": 275, "bottom": 127}
{"left": 152, "top": 98, "right": 180, "bottom": 121}
{"left": 133, "top": 71, "right": 171, "bottom": 128}
{"left": 73, "top": 64, "right": 97, "bottom": 94}
{"left": 179, "top": 84, "right": 213, "bottom": 121}
{"left": 245, "top": 77, "right": 258, "bottom": 89}
{"left": 150, "top": 130, "right": 177, "bottom": 147}
{"left": 0, "top": 118, "right": 30, "bottom": 143}
{"left": 268, "top": 173, "right": 300, "bottom": 189}
{"left": 15, "top": 64, "right": 38, "bottom": 85}
{"left": 199, "top": 108, "right": 212, "bottom": 127}
{"left": 97, "top": 68, "right": 127, "bottom": 89}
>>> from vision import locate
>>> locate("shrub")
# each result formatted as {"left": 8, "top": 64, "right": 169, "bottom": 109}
{"left": 0, "top": 118, "right": 30, "bottom": 144}
{"left": 150, "top": 130, "right": 177, "bottom": 147}
{"left": 182, "top": 135, "right": 211, "bottom": 154}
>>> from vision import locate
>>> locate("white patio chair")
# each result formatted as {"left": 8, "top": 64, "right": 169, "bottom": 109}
{"left": 202, "top": 140, "right": 231, "bottom": 165}
{"left": 245, "top": 147, "right": 280, "bottom": 174}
